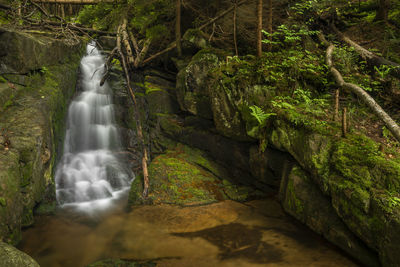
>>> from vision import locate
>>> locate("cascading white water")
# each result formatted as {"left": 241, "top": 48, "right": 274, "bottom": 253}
{"left": 55, "top": 42, "right": 133, "bottom": 211}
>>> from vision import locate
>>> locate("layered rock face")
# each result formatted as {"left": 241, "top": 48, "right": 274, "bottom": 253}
{"left": 0, "top": 28, "right": 83, "bottom": 245}
{"left": 127, "top": 48, "right": 400, "bottom": 266}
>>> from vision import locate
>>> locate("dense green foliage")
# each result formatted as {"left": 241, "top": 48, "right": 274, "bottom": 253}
{"left": 78, "top": 0, "right": 174, "bottom": 41}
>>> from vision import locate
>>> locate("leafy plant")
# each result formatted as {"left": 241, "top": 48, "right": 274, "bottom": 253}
{"left": 374, "top": 65, "right": 397, "bottom": 80}
{"left": 39, "top": 66, "right": 49, "bottom": 74}
{"left": 249, "top": 105, "right": 275, "bottom": 126}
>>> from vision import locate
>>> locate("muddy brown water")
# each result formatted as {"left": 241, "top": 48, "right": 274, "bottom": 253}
{"left": 19, "top": 198, "right": 358, "bottom": 267}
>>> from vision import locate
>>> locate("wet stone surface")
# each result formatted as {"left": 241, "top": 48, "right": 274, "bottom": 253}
{"left": 18, "top": 198, "right": 358, "bottom": 267}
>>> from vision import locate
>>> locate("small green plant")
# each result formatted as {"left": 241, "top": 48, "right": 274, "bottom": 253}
{"left": 40, "top": 66, "right": 49, "bottom": 74}
{"left": 262, "top": 24, "right": 319, "bottom": 48}
{"left": 374, "top": 65, "right": 397, "bottom": 80}
{"left": 249, "top": 105, "right": 275, "bottom": 126}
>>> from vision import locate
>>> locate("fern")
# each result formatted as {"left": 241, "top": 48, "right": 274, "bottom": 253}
{"left": 249, "top": 105, "right": 275, "bottom": 126}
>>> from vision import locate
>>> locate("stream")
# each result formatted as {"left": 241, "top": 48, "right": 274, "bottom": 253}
{"left": 18, "top": 43, "right": 358, "bottom": 267}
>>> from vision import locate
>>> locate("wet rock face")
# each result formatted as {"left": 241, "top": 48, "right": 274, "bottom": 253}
{"left": 0, "top": 241, "right": 39, "bottom": 267}
{"left": 280, "top": 165, "right": 380, "bottom": 267}
{"left": 270, "top": 118, "right": 400, "bottom": 267}
{"left": 0, "top": 28, "right": 83, "bottom": 244}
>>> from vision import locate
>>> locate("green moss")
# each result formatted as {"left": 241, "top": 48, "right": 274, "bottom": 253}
{"left": 20, "top": 162, "right": 33, "bottom": 187}
{"left": 285, "top": 169, "right": 305, "bottom": 215}
{"left": 0, "top": 197, "right": 5, "bottom": 207}
{"left": 143, "top": 82, "right": 165, "bottom": 95}
{"left": 331, "top": 134, "right": 400, "bottom": 193}
{"left": 191, "top": 48, "right": 228, "bottom": 62}
{"left": 2, "top": 98, "right": 13, "bottom": 110}
{"left": 128, "top": 143, "right": 254, "bottom": 206}
{"left": 159, "top": 116, "right": 183, "bottom": 136}
{"left": 34, "top": 202, "right": 56, "bottom": 216}
{"left": 21, "top": 207, "right": 33, "bottom": 227}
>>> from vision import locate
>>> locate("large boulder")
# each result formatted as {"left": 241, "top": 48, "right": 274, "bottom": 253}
{"left": 0, "top": 241, "right": 39, "bottom": 267}
{"left": 0, "top": 28, "right": 83, "bottom": 244}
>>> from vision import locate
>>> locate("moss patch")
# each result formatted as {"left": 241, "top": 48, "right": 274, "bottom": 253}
{"left": 129, "top": 143, "right": 252, "bottom": 206}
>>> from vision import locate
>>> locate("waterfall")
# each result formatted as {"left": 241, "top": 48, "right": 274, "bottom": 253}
{"left": 55, "top": 42, "right": 133, "bottom": 210}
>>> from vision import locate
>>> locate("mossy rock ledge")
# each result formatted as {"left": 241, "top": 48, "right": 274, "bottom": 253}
{"left": 269, "top": 117, "right": 400, "bottom": 267}
{"left": 128, "top": 143, "right": 260, "bottom": 206}
{"left": 175, "top": 48, "right": 400, "bottom": 266}
{"left": 0, "top": 28, "right": 84, "bottom": 245}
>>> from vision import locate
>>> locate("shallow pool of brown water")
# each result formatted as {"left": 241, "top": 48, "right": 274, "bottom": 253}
{"left": 19, "top": 198, "right": 358, "bottom": 267}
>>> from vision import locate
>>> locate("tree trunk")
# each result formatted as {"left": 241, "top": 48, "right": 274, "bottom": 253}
{"left": 144, "top": 0, "right": 249, "bottom": 64}
{"left": 334, "top": 89, "right": 339, "bottom": 121}
{"left": 233, "top": 0, "right": 238, "bottom": 56}
{"left": 61, "top": 4, "right": 65, "bottom": 18}
{"left": 375, "top": 0, "right": 390, "bottom": 22}
{"left": 267, "top": 0, "right": 272, "bottom": 51}
{"left": 342, "top": 107, "right": 347, "bottom": 137}
{"left": 176, "top": 0, "right": 182, "bottom": 57}
{"left": 257, "top": 0, "right": 263, "bottom": 57}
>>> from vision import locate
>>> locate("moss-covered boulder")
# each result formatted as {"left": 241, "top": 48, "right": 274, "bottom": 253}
{"left": 0, "top": 241, "right": 39, "bottom": 267}
{"left": 0, "top": 28, "right": 83, "bottom": 244}
{"left": 129, "top": 143, "right": 255, "bottom": 206}
{"left": 268, "top": 117, "right": 400, "bottom": 266}
{"left": 155, "top": 114, "right": 279, "bottom": 193}
{"left": 181, "top": 28, "right": 209, "bottom": 55}
{"left": 280, "top": 165, "right": 380, "bottom": 267}
{"left": 176, "top": 49, "right": 221, "bottom": 119}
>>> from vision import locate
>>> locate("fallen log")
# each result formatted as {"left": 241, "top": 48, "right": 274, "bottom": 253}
{"left": 322, "top": 34, "right": 400, "bottom": 142}
{"left": 332, "top": 25, "right": 400, "bottom": 79}
{"left": 27, "top": 18, "right": 116, "bottom": 35}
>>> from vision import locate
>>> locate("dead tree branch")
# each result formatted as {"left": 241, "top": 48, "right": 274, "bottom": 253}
{"left": 100, "top": 47, "right": 118, "bottom": 86}
{"left": 322, "top": 34, "right": 400, "bottom": 142}
{"left": 116, "top": 25, "right": 150, "bottom": 198}
{"left": 331, "top": 25, "right": 400, "bottom": 79}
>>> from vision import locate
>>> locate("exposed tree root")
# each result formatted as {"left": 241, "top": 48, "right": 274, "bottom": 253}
{"left": 331, "top": 25, "right": 400, "bottom": 79}
{"left": 320, "top": 33, "right": 400, "bottom": 142}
